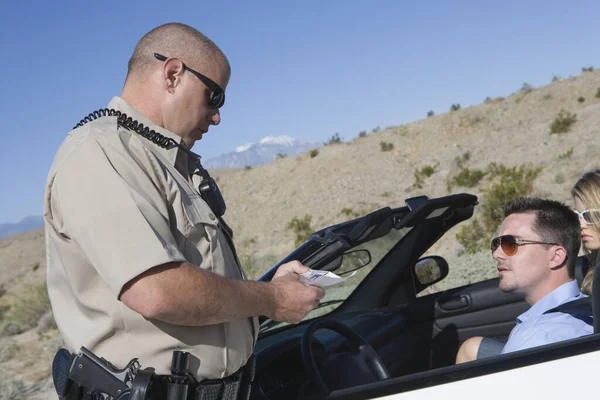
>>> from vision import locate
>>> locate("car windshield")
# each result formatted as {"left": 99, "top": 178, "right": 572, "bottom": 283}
{"left": 258, "top": 194, "right": 479, "bottom": 334}
{"left": 259, "top": 226, "right": 412, "bottom": 333}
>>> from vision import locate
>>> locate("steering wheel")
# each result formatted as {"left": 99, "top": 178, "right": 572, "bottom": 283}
{"left": 300, "top": 319, "right": 391, "bottom": 395}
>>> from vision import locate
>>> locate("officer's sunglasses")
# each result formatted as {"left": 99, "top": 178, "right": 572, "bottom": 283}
{"left": 573, "top": 209, "right": 600, "bottom": 225}
{"left": 490, "top": 234, "right": 559, "bottom": 256}
{"left": 154, "top": 53, "right": 225, "bottom": 109}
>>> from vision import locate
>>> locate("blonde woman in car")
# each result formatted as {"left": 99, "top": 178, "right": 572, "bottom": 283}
{"left": 571, "top": 169, "right": 600, "bottom": 295}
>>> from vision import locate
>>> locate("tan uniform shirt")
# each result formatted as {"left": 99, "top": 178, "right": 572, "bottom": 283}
{"left": 44, "top": 96, "right": 257, "bottom": 380}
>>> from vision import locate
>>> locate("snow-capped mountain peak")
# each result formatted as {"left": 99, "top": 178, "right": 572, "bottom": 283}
{"left": 234, "top": 143, "right": 254, "bottom": 153}
{"left": 204, "top": 135, "right": 320, "bottom": 169}
{"left": 259, "top": 135, "right": 296, "bottom": 146}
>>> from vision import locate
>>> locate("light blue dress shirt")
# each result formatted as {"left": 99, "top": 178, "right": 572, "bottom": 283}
{"left": 501, "top": 280, "right": 592, "bottom": 354}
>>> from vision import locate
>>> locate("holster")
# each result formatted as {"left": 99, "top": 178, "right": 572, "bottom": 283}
{"left": 52, "top": 348, "right": 257, "bottom": 400}
{"left": 52, "top": 348, "right": 80, "bottom": 400}
{"left": 194, "top": 355, "right": 256, "bottom": 400}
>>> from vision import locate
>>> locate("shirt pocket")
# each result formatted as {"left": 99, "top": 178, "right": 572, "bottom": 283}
{"left": 180, "top": 190, "right": 219, "bottom": 270}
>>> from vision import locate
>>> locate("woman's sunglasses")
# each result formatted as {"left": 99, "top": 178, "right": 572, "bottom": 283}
{"left": 154, "top": 53, "right": 225, "bottom": 109}
{"left": 490, "top": 235, "right": 559, "bottom": 256}
{"left": 573, "top": 209, "right": 600, "bottom": 225}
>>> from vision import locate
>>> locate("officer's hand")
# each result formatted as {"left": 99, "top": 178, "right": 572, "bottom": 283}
{"left": 268, "top": 261, "right": 325, "bottom": 324}
{"left": 272, "top": 260, "right": 310, "bottom": 279}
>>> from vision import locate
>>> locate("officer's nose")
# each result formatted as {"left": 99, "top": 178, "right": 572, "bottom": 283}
{"left": 209, "top": 109, "right": 221, "bottom": 126}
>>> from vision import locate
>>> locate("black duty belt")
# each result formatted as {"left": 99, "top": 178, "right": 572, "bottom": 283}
{"left": 80, "top": 370, "right": 243, "bottom": 400}
{"left": 53, "top": 346, "right": 256, "bottom": 400}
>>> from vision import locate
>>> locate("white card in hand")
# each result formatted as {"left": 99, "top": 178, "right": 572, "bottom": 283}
{"left": 299, "top": 269, "right": 356, "bottom": 287}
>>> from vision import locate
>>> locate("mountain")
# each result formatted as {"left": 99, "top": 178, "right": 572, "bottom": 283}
{"left": 0, "top": 216, "right": 44, "bottom": 239}
{"left": 0, "top": 215, "right": 44, "bottom": 239}
{"left": 203, "top": 135, "right": 320, "bottom": 169}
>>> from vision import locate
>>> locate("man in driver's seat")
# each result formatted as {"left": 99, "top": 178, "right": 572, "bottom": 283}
{"left": 456, "top": 197, "right": 592, "bottom": 363}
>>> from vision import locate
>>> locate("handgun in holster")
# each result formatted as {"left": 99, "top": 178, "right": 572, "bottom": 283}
{"left": 52, "top": 346, "right": 155, "bottom": 400}
{"left": 52, "top": 347, "right": 256, "bottom": 400}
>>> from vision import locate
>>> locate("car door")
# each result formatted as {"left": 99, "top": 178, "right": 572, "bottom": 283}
{"left": 421, "top": 277, "right": 528, "bottom": 367}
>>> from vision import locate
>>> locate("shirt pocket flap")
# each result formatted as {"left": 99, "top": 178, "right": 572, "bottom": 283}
{"left": 181, "top": 192, "right": 219, "bottom": 227}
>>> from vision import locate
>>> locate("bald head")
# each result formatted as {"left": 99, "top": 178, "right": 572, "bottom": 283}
{"left": 126, "top": 22, "right": 230, "bottom": 83}
{"left": 120, "top": 23, "right": 230, "bottom": 149}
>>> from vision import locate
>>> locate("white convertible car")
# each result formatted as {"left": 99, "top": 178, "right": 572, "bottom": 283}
{"left": 253, "top": 194, "right": 598, "bottom": 400}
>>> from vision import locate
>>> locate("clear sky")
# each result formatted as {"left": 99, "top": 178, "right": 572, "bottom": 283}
{"left": 1, "top": 0, "right": 599, "bottom": 223}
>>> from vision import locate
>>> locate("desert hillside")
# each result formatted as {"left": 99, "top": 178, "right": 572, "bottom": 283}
{"left": 2, "top": 70, "right": 600, "bottom": 398}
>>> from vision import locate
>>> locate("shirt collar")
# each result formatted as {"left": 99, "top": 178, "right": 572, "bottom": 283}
{"left": 516, "top": 280, "right": 584, "bottom": 324}
{"left": 107, "top": 96, "right": 193, "bottom": 175}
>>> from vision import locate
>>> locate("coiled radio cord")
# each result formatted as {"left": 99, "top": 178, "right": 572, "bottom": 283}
{"left": 74, "top": 108, "right": 210, "bottom": 180}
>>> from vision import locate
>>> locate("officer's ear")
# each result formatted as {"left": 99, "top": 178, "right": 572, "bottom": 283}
{"left": 161, "top": 57, "right": 186, "bottom": 92}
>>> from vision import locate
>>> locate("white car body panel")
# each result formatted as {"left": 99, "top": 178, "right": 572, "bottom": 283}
{"left": 374, "top": 349, "right": 597, "bottom": 400}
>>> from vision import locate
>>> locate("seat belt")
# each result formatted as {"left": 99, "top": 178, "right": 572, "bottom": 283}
{"left": 544, "top": 297, "right": 593, "bottom": 326}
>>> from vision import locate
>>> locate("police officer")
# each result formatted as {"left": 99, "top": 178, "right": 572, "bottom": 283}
{"left": 44, "top": 22, "right": 324, "bottom": 387}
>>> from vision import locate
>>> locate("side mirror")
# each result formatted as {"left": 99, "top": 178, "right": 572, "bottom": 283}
{"left": 336, "top": 249, "right": 372, "bottom": 276}
{"left": 413, "top": 256, "right": 448, "bottom": 293}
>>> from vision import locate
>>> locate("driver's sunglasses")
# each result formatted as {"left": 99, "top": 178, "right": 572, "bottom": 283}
{"left": 573, "top": 209, "right": 600, "bottom": 225}
{"left": 490, "top": 234, "right": 559, "bottom": 256}
{"left": 154, "top": 53, "right": 225, "bottom": 109}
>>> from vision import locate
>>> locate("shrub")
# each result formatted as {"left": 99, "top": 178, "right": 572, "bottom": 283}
{"left": 372, "top": 126, "right": 381, "bottom": 133}
{"left": 454, "top": 151, "right": 471, "bottom": 168}
{"left": 582, "top": 66, "right": 594, "bottom": 72}
{"left": 450, "top": 103, "right": 461, "bottom": 112}
{"left": 1, "top": 283, "right": 52, "bottom": 336}
{"left": 244, "top": 165, "right": 252, "bottom": 170}
{"left": 287, "top": 215, "right": 314, "bottom": 247}
{"left": 427, "top": 110, "right": 434, "bottom": 117}
{"left": 552, "top": 75, "right": 561, "bottom": 82}
{"left": 447, "top": 168, "right": 487, "bottom": 191}
{"left": 358, "top": 130, "right": 367, "bottom": 138}
{"left": 340, "top": 208, "right": 355, "bottom": 216}
{"left": 455, "top": 163, "right": 542, "bottom": 253}
{"left": 520, "top": 82, "right": 533, "bottom": 93}
{"left": 596, "top": 88, "right": 600, "bottom": 98}
{"left": 456, "top": 218, "right": 486, "bottom": 254}
{"left": 558, "top": 147, "right": 574, "bottom": 160}
{"left": 481, "top": 163, "right": 543, "bottom": 231}
{"left": 414, "top": 163, "right": 439, "bottom": 189}
{"left": 276, "top": 153, "right": 287, "bottom": 159}
{"left": 325, "top": 133, "right": 342, "bottom": 145}
{"left": 396, "top": 125, "right": 409, "bottom": 136}
{"left": 550, "top": 109, "right": 577, "bottom": 134}
{"left": 340, "top": 207, "right": 363, "bottom": 219}
{"left": 554, "top": 173, "right": 566, "bottom": 184}
{"left": 379, "top": 141, "right": 394, "bottom": 152}
{"left": 578, "top": 96, "right": 585, "bottom": 103}
{"left": 309, "top": 149, "right": 319, "bottom": 158}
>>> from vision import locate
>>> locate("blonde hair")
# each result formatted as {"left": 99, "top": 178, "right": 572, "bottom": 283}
{"left": 571, "top": 169, "right": 600, "bottom": 295}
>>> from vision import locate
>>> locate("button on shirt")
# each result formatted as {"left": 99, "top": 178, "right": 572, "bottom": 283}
{"left": 44, "top": 97, "right": 257, "bottom": 380}
{"left": 501, "top": 280, "right": 592, "bottom": 354}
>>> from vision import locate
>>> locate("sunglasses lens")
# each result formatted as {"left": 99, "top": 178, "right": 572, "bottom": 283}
{"left": 210, "top": 91, "right": 225, "bottom": 108}
{"left": 491, "top": 237, "right": 500, "bottom": 253}
{"left": 582, "top": 211, "right": 600, "bottom": 225}
{"left": 501, "top": 235, "right": 518, "bottom": 256}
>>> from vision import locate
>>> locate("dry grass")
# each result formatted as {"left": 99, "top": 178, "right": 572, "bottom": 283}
{"left": 0, "top": 283, "right": 52, "bottom": 336}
